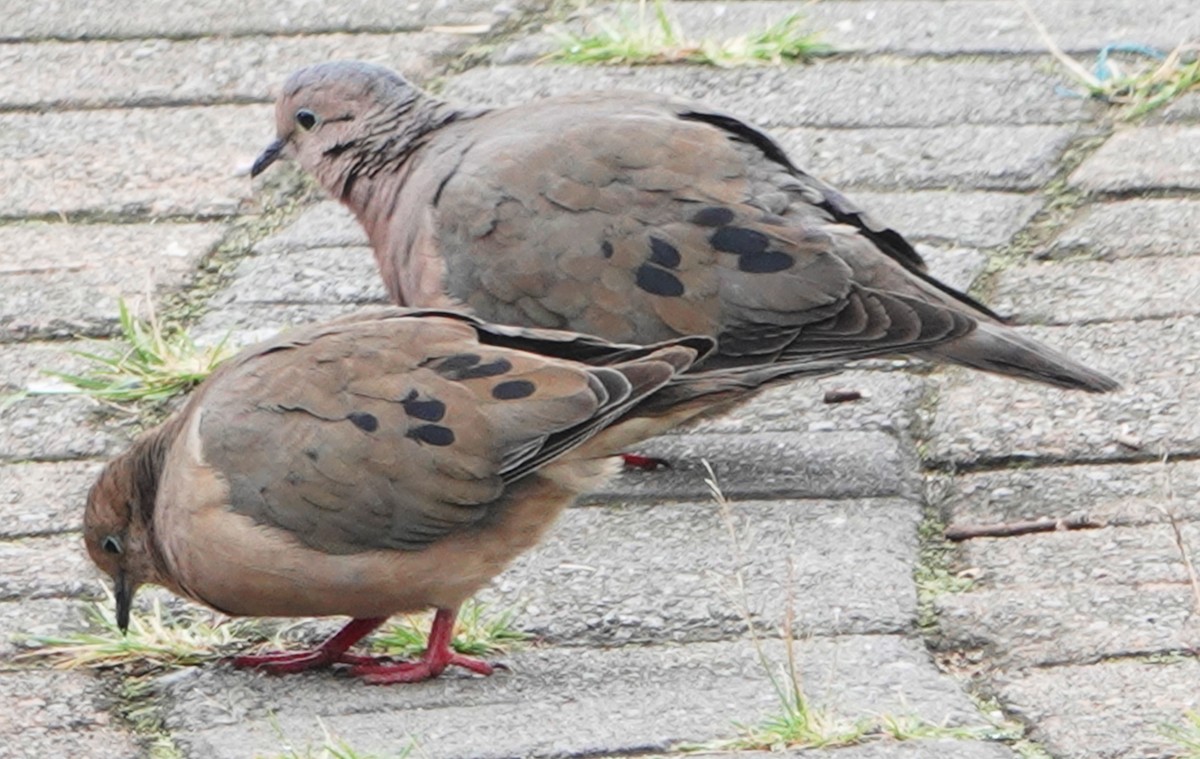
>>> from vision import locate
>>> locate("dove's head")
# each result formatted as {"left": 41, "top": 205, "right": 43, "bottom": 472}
{"left": 251, "top": 61, "right": 421, "bottom": 183}
{"left": 84, "top": 432, "right": 171, "bottom": 633}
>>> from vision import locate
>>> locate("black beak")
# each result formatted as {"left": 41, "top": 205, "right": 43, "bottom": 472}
{"left": 114, "top": 570, "right": 134, "bottom": 634}
{"left": 250, "top": 138, "right": 285, "bottom": 178}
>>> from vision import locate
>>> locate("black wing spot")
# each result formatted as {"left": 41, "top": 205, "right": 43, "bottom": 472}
{"left": 691, "top": 206, "right": 736, "bottom": 227}
{"left": 634, "top": 263, "right": 685, "bottom": 297}
{"left": 648, "top": 237, "right": 681, "bottom": 269}
{"left": 408, "top": 424, "right": 456, "bottom": 446}
{"left": 492, "top": 380, "right": 536, "bottom": 400}
{"left": 710, "top": 226, "right": 769, "bottom": 256}
{"left": 304, "top": 449, "right": 319, "bottom": 461}
{"left": 347, "top": 412, "right": 379, "bottom": 432}
{"left": 401, "top": 390, "right": 446, "bottom": 421}
{"left": 601, "top": 240, "right": 614, "bottom": 258}
{"left": 738, "top": 249, "right": 794, "bottom": 273}
{"left": 434, "top": 354, "right": 514, "bottom": 380}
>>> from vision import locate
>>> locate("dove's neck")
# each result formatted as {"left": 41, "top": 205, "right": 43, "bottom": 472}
{"left": 123, "top": 412, "right": 190, "bottom": 586}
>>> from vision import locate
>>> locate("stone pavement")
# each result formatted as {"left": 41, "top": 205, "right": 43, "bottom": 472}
{"left": 2, "top": 1, "right": 1198, "bottom": 757}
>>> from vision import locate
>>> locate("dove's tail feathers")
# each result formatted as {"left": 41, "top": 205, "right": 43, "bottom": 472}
{"left": 924, "top": 322, "right": 1119, "bottom": 393}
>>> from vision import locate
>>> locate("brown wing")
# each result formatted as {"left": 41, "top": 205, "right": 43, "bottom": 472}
{"left": 197, "top": 310, "right": 704, "bottom": 555}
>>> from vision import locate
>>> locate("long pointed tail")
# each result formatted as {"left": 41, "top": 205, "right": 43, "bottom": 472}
{"left": 924, "top": 322, "right": 1119, "bottom": 393}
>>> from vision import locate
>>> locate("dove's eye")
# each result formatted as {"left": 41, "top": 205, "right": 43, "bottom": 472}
{"left": 295, "top": 109, "right": 318, "bottom": 130}
{"left": 102, "top": 535, "right": 122, "bottom": 555}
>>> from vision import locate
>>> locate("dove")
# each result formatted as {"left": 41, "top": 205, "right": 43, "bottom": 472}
{"left": 251, "top": 61, "right": 1117, "bottom": 400}
{"left": 83, "top": 308, "right": 714, "bottom": 684}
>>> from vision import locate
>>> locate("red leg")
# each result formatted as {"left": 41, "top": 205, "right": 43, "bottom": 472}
{"left": 350, "top": 607, "right": 498, "bottom": 685}
{"left": 620, "top": 453, "right": 671, "bottom": 471}
{"left": 231, "top": 617, "right": 388, "bottom": 674}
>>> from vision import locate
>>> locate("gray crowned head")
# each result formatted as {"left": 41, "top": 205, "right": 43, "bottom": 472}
{"left": 251, "top": 61, "right": 423, "bottom": 181}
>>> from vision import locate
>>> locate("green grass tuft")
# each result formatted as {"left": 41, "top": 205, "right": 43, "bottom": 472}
{"left": 370, "top": 599, "right": 530, "bottom": 658}
{"left": 550, "top": 0, "right": 830, "bottom": 67}
{"left": 40, "top": 298, "right": 231, "bottom": 407}
{"left": 1161, "top": 710, "right": 1200, "bottom": 758}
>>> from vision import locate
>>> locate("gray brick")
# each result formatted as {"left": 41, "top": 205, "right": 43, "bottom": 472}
{"left": 0, "top": 32, "right": 472, "bottom": 110}
{"left": 813, "top": 743, "right": 1019, "bottom": 759}
{"left": 850, "top": 191, "right": 1043, "bottom": 249}
{"left": 1049, "top": 199, "right": 1200, "bottom": 259}
{"left": 991, "top": 257, "right": 1200, "bottom": 325}
{"left": 657, "top": 0, "right": 1200, "bottom": 57}
{"left": 936, "top": 460, "right": 1200, "bottom": 529}
{"left": 0, "top": 104, "right": 270, "bottom": 220}
{"left": 161, "top": 635, "right": 979, "bottom": 758}
{"left": 0, "top": 598, "right": 94, "bottom": 659}
{"left": 920, "top": 246, "right": 992, "bottom": 293}
{"left": 482, "top": 498, "right": 920, "bottom": 642}
{"left": 925, "top": 318, "right": 1196, "bottom": 466}
{"left": 192, "top": 302, "right": 365, "bottom": 349}
{"left": 1154, "top": 90, "right": 1200, "bottom": 124}
{"left": 0, "top": 342, "right": 130, "bottom": 462}
{"left": 216, "top": 246, "right": 387, "bottom": 308}
{"left": 1070, "top": 126, "right": 1200, "bottom": 193}
{"left": 0, "top": 534, "right": 98, "bottom": 601}
{"left": 997, "top": 659, "right": 1200, "bottom": 759}
{"left": 936, "top": 584, "right": 1198, "bottom": 668}
{"left": 774, "top": 125, "right": 1078, "bottom": 191}
{"left": 592, "top": 429, "right": 918, "bottom": 503}
{"left": 0, "top": 461, "right": 102, "bottom": 538}
{"left": 961, "top": 523, "right": 1200, "bottom": 589}
{"left": 0, "top": 671, "right": 139, "bottom": 759}
{"left": 252, "top": 200, "right": 366, "bottom": 255}
{"left": 445, "top": 60, "right": 1097, "bottom": 128}
{"left": 4, "top": 0, "right": 511, "bottom": 40}
{"left": 0, "top": 222, "right": 222, "bottom": 340}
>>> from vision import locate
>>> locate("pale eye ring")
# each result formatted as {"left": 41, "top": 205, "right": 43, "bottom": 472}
{"left": 102, "top": 535, "right": 122, "bottom": 555}
{"left": 295, "top": 109, "right": 318, "bottom": 130}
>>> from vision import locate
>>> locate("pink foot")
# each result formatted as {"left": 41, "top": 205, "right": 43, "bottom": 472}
{"left": 621, "top": 453, "right": 671, "bottom": 471}
{"left": 352, "top": 652, "right": 499, "bottom": 685}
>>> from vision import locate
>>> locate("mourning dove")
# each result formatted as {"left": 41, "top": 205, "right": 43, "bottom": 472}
{"left": 251, "top": 61, "right": 1118, "bottom": 399}
{"left": 83, "top": 308, "right": 714, "bottom": 683}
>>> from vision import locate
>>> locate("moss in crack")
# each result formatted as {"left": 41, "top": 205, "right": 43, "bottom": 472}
{"left": 115, "top": 675, "right": 184, "bottom": 759}
{"left": 915, "top": 506, "right": 975, "bottom": 633}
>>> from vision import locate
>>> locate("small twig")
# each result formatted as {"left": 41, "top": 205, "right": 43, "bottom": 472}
{"left": 1013, "top": 0, "right": 1103, "bottom": 88}
{"left": 1159, "top": 452, "right": 1200, "bottom": 617}
{"left": 944, "top": 516, "right": 1104, "bottom": 542}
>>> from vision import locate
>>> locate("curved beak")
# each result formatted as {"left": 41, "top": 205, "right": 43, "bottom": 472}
{"left": 114, "top": 569, "right": 135, "bottom": 634}
{"left": 250, "top": 138, "right": 286, "bottom": 178}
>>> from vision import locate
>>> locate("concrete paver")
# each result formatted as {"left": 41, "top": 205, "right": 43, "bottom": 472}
{"left": 0, "top": 671, "right": 139, "bottom": 759}
{"left": 1048, "top": 198, "right": 1200, "bottom": 259}
{"left": 0, "top": 460, "right": 102, "bottom": 538}
{"left": 1070, "top": 125, "right": 1200, "bottom": 193}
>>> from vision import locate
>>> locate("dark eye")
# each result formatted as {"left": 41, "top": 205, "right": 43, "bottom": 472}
{"left": 102, "top": 536, "right": 122, "bottom": 555}
{"left": 295, "top": 109, "right": 318, "bottom": 130}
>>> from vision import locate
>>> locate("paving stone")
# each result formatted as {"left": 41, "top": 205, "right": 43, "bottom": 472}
{"left": 0, "top": 598, "right": 93, "bottom": 659}
{"left": 991, "top": 257, "right": 1200, "bottom": 325}
{"left": 667, "top": 0, "right": 1200, "bottom": 57}
{"left": 936, "top": 459, "right": 1200, "bottom": 528}
{"left": 0, "top": 32, "right": 472, "bottom": 110}
{"left": 161, "top": 635, "right": 980, "bottom": 758}
{"left": 192, "top": 301, "right": 365, "bottom": 349}
{"left": 0, "top": 104, "right": 270, "bottom": 220}
{"left": 0, "top": 342, "right": 131, "bottom": 462}
{"left": 482, "top": 497, "right": 920, "bottom": 642}
{"left": 996, "top": 658, "right": 1200, "bottom": 759}
{"left": 1070, "top": 126, "right": 1200, "bottom": 193}
{"left": 216, "top": 246, "right": 387, "bottom": 307}
{"left": 850, "top": 191, "right": 1043, "bottom": 249}
{"left": 811, "top": 743, "right": 1019, "bottom": 759}
{"left": 774, "top": 126, "right": 1078, "bottom": 191}
{"left": 4, "top": 0, "right": 513, "bottom": 40}
{"left": 936, "top": 584, "right": 1199, "bottom": 668}
{"left": 0, "top": 461, "right": 102, "bottom": 538}
{"left": 1153, "top": 90, "right": 1200, "bottom": 124}
{"left": 681, "top": 371, "right": 927, "bottom": 437}
{"left": 445, "top": 59, "right": 1096, "bottom": 128}
{"left": 1048, "top": 198, "right": 1200, "bottom": 259}
{"left": 0, "top": 670, "right": 138, "bottom": 759}
{"left": 925, "top": 317, "right": 1197, "bottom": 466}
{"left": 0, "top": 221, "right": 222, "bottom": 340}
{"left": 920, "top": 246, "right": 991, "bottom": 293}
{"left": 960, "top": 523, "right": 1200, "bottom": 589}
{"left": 0, "top": 534, "right": 98, "bottom": 601}
{"left": 252, "top": 200, "right": 366, "bottom": 255}
{"left": 591, "top": 429, "right": 919, "bottom": 503}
